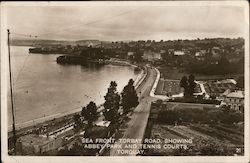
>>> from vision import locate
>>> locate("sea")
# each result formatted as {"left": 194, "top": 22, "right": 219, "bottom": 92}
{"left": 7, "top": 46, "right": 140, "bottom": 130}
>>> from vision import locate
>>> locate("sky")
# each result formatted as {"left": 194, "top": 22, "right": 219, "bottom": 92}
{"left": 5, "top": 2, "right": 247, "bottom": 41}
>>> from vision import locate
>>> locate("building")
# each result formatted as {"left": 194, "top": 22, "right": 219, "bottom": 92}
{"left": 195, "top": 50, "right": 207, "bottom": 57}
{"left": 160, "top": 50, "right": 166, "bottom": 54}
{"left": 17, "top": 125, "right": 75, "bottom": 155}
{"left": 224, "top": 90, "right": 244, "bottom": 111}
{"left": 142, "top": 50, "right": 162, "bottom": 62}
{"left": 16, "top": 134, "right": 62, "bottom": 155}
{"left": 174, "top": 50, "right": 185, "bottom": 56}
{"left": 195, "top": 50, "right": 207, "bottom": 60}
{"left": 127, "top": 51, "right": 135, "bottom": 59}
{"left": 127, "top": 51, "right": 135, "bottom": 56}
{"left": 204, "top": 79, "right": 236, "bottom": 98}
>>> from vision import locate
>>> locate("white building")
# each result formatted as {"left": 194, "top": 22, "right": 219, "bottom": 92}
{"left": 224, "top": 90, "right": 244, "bottom": 111}
{"left": 174, "top": 50, "right": 185, "bottom": 56}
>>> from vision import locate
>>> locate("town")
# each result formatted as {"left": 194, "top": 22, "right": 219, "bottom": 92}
{"left": 9, "top": 37, "right": 244, "bottom": 156}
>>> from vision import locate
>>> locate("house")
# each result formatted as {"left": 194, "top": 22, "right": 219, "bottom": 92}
{"left": 195, "top": 50, "right": 207, "bottom": 60}
{"left": 127, "top": 51, "right": 135, "bottom": 56}
{"left": 142, "top": 50, "right": 162, "bottom": 61}
{"left": 160, "top": 50, "right": 166, "bottom": 54}
{"left": 127, "top": 51, "right": 135, "bottom": 59}
{"left": 195, "top": 51, "right": 205, "bottom": 57}
{"left": 174, "top": 50, "right": 185, "bottom": 56}
{"left": 224, "top": 90, "right": 244, "bottom": 111}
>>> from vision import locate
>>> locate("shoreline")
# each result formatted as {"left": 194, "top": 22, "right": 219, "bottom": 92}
{"left": 8, "top": 60, "right": 147, "bottom": 134}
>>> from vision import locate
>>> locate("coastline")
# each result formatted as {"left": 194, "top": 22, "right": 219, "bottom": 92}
{"left": 8, "top": 60, "right": 147, "bottom": 134}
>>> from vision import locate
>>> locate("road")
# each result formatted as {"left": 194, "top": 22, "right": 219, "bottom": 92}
{"left": 109, "top": 67, "right": 157, "bottom": 156}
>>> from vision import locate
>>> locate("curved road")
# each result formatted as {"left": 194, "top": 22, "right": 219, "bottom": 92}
{"left": 109, "top": 66, "right": 158, "bottom": 156}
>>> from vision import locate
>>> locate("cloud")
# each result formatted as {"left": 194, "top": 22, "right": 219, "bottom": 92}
{"left": 6, "top": 3, "right": 246, "bottom": 41}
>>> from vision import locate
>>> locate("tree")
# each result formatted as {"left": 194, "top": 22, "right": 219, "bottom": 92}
{"left": 180, "top": 76, "right": 188, "bottom": 97}
{"left": 218, "top": 56, "right": 230, "bottom": 74}
{"left": 236, "top": 76, "right": 244, "bottom": 89}
{"left": 103, "top": 81, "right": 121, "bottom": 124}
{"left": 121, "top": 79, "right": 139, "bottom": 114}
{"left": 81, "top": 101, "right": 98, "bottom": 127}
{"left": 221, "top": 105, "right": 231, "bottom": 113}
{"left": 188, "top": 74, "right": 196, "bottom": 97}
{"left": 180, "top": 75, "right": 196, "bottom": 97}
{"left": 73, "top": 114, "right": 83, "bottom": 131}
{"left": 134, "top": 50, "right": 143, "bottom": 62}
{"left": 218, "top": 56, "right": 230, "bottom": 66}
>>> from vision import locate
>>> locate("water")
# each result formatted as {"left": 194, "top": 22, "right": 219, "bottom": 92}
{"left": 7, "top": 46, "right": 139, "bottom": 129}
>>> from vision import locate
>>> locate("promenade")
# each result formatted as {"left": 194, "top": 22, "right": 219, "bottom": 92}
{"left": 109, "top": 67, "right": 158, "bottom": 156}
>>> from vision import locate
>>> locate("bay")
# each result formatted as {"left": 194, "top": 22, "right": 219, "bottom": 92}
{"left": 7, "top": 46, "right": 139, "bottom": 129}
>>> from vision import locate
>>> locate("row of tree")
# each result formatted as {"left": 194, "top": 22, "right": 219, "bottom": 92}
{"left": 74, "top": 79, "right": 139, "bottom": 131}
{"left": 186, "top": 56, "right": 244, "bottom": 75}
{"left": 157, "top": 106, "right": 243, "bottom": 125}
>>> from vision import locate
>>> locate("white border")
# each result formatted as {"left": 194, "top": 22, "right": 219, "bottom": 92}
{"left": 1, "top": 1, "right": 249, "bottom": 163}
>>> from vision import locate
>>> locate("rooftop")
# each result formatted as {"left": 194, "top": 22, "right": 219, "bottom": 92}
{"left": 95, "top": 120, "right": 111, "bottom": 127}
{"left": 226, "top": 91, "right": 244, "bottom": 99}
{"left": 222, "top": 89, "right": 231, "bottom": 96}
{"left": 215, "top": 79, "right": 237, "bottom": 85}
{"left": 18, "top": 134, "right": 54, "bottom": 146}
{"left": 174, "top": 51, "right": 185, "bottom": 56}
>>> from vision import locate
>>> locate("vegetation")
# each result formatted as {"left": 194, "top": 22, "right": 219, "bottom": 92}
{"left": 73, "top": 78, "right": 140, "bottom": 135}
{"left": 186, "top": 56, "right": 244, "bottom": 75}
{"left": 103, "top": 81, "right": 121, "bottom": 124}
{"left": 236, "top": 76, "right": 244, "bottom": 89}
{"left": 73, "top": 114, "right": 83, "bottom": 131}
{"left": 168, "top": 97, "right": 221, "bottom": 105}
{"left": 180, "top": 75, "right": 196, "bottom": 97}
{"left": 133, "top": 50, "right": 143, "bottom": 62}
{"left": 146, "top": 101, "right": 244, "bottom": 156}
{"left": 81, "top": 101, "right": 98, "bottom": 127}
{"left": 121, "top": 79, "right": 139, "bottom": 114}
{"left": 156, "top": 107, "right": 243, "bottom": 125}
{"left": 171, "top": 140, "right": 234, "bottom": 156}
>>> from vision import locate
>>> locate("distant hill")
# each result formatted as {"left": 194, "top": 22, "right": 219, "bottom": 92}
{"left": 10, "top": 39, "right": 74, "bottom": 46}
{"left": 10, "top": 39, "right": 111, "bottom": 47}
{"left": 75, "top": 40, "right": 101, "bottom": 46}
{"left": 10, "top": 37, "right": 244, "bottom": 49}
